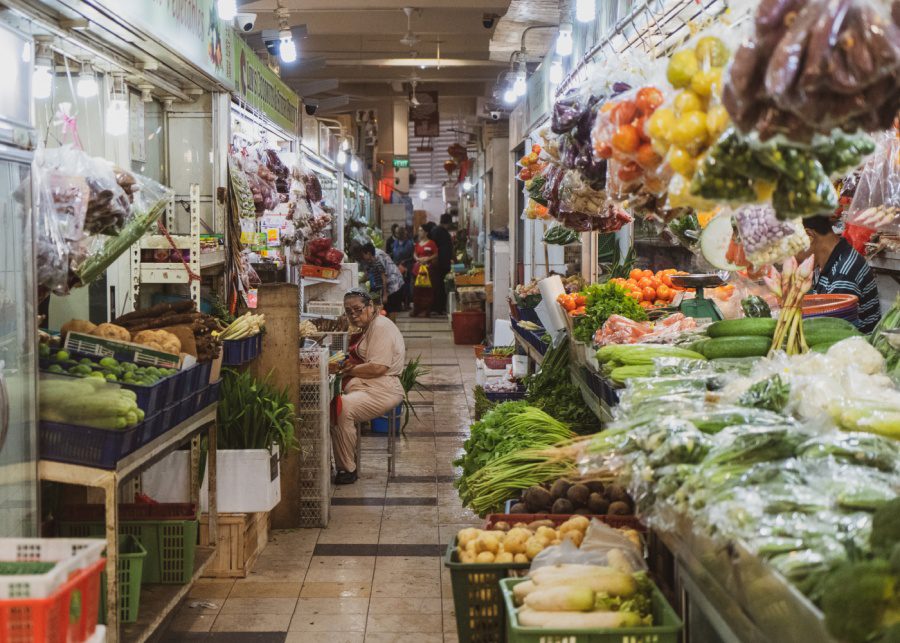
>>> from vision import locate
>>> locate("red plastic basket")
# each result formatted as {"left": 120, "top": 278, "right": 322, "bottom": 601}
{"left": 801, "top": 293, "right": 858, "bottom": 316}
{"left": 484, "top": 513, "right": 646, "bottom": 532}
{"left": 483, "top": 355, "right": 513, "bottom": 370}
{"left": 0, "top": 558, "right": 104, "bottom": 643}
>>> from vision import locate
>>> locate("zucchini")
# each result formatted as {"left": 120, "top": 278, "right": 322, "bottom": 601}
{"left": 700, "top": 336, "right": 772, "bottom": 359}
{"left": 803, "top": 327, "right": 861, "bottom": 347}
{"left": 707, "top": 318, "right": 777, "bottom": 338}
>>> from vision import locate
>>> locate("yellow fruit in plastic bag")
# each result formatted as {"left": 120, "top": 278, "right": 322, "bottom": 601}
{"left": 668, "top": 146, "right": 696, "bottom": 176}
{"left": 667, "top": 49, "right": 699, "bottom": 89}
{"left": 706, "top": 104, "right": 730, "bottom": 138}
{"left": 647, "top": 108, "right": 676, "bottom": 141}
{"left": 674, "top": 90, "right": 704, "bottom": 116}
{"left": 671, "top": 111, "right": 708, "bottom": 153}
{"left": 651, "top": 138, "right": 670, "bottom": 157}
{"left": 690, "top": 67, "right": 723, "bottom": 98}
{"left": 694, "top": 36, "right": 729, "bottom": 67}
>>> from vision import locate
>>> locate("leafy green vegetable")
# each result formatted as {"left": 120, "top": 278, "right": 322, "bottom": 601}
{"left": 524, "top": 337, "right": 598, "bottom": 435}
{"left": 741, "top": 295, "right": 771, "bottom": 318}
{"left": 573, "top": 283, "right": 647, "bottom": 343}
{"left": 821, "top": 559, "right": 900, "bottom": 643}
{"left": 473, "top": 385, "right": 495, "bottom": 421}
{"left": 738, "top": 375, "right": 790, "bottom": 413}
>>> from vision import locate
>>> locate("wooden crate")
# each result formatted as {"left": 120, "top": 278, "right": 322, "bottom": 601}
{"left": 455, "top": 273, "right": 485, "bottom": 286}
{"left": 200, "top": 511, "right": 270, "bottom": 578}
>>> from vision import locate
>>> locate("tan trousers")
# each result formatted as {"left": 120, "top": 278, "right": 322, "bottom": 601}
{"left": 332, "top": 376, "right": 404, "bottom": 472}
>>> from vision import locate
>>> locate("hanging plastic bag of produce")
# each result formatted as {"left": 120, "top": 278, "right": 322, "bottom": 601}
{"left": 734, "top": 204, "right": 810, "bottom": 266}
{"left": 846, "top": 133, "right": 900, "bottom": 233}
{"left": 542, "top": 223, "right": 579, "bottom": 245}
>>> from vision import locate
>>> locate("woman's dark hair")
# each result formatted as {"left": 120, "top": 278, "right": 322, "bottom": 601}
{"left": 360, "top": 242, "right": 376, "bottom": 256}
{"left": 422, "top": 222, "right": 436, "bottom": 233}
{"left": 390, "top": 224, "right": 399, "bottom": 234}
{"left": 439, "top": 213, "right": 453, "bottom": 225}
{"left": 803, "top": 215, "right": 837, "bottom": 236}
{"left": 343, "top": 288, "right": 373, "bottom": 304}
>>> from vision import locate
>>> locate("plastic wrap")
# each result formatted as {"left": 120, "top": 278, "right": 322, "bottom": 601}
{"left": 734, "top": 204, "right": 810, "bottom": 266}
{"left": 529, "top": 521, "right": 646, "bottom": 574}
{"left": 847, "top": 133, "right": 900, "bottom": 233}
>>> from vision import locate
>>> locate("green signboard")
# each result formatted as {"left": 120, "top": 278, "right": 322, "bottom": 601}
{"left": 392, "top": 157, "right": 410, "bottom": 169}
{"left": 229, "top": 32, "right": 300, "bottom": 134}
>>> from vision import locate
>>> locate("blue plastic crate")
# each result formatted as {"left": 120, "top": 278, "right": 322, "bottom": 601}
{"left": 222, "top": 339, "right": 244, "bottom": 365}
{"left": 197, "top": 361, "right": 212, "bottom": 388}
{"left": 207, "top": 380, "right": 221, "bottom": 404}
{"left": 40, "top": 420, "right": 144, "bottom": 469}
{"left": 517, "top": 305, "right": 541, "bottom": 324}
{"left": 156, "top": 404, "right": 178, "bottom": 437}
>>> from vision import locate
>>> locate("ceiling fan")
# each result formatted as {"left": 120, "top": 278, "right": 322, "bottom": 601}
{"left": 400, "top": 7, "right": 420, "bottom": 48}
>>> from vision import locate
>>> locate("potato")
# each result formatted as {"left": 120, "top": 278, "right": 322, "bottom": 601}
{"left": 528, "top": 520, "right": 555, "bottom": 531}
{"left": 550, "top": 539, "right": 561, "bottom": 546}
{"left": 460, "top": 551, "right": 475, "bottom": 563}
{"left": 476, "top": 533, "right": 499, "bottom": 555}
{"left": 513, "top": 522, "right": 529, "bottom": 529}
{"left": 504, "top": 530, "right": 529, "bottom": 555}
{"left": 535, "top": 526, "right": 557, "bottom": 542}
{"left": 465, "top": 541, "right": 478, "bottom": 557}
{"left": 558, "top": 519, "right": 580, "bottom": 535}
{"left": 513, "top": 553, "right": 529, "bottom": 563}
{"left": 622, "top": 529, "right": 642, "bottom": 549}
{"left": 458, "top": 528, "right": 481, "bottom": 547}
{"left": 475, "top": 551, "right": 495, "bottom": 563}
{"left": 495, "top": 552, "right": 514, "bottom": 563}
{"left": 494, "top": 521, "right": 511, "bottom": 532}
{"left": 562, "top": 530, "right": 584, "bottom": 547}
{"left": 525, "top": 536, "right": 546, "bottom": 560}
{"left": 566, "top": 516, "right": 590, "bottom": 532}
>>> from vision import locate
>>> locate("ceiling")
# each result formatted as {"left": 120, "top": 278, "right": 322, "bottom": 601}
{"left": 235, "top": 0, "right": 534, "bottom": 113}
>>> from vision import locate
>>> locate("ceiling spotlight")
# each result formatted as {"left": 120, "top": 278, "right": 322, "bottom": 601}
{"left": 350, "top": 156, "right": 360, "bottom": 172}
{"left": 218, "top": 0, "right": 237, "bottom": 21}
{"left": 503, "top": 87, "right": 517, "bottom": 105}
{"left": 576, "top": 0, "right": 596, "bottom": 23}
{"left": 556, "top": 23, "right": 574, "bottom": 57}
{"left": 462, "top": 179, "right": 473, "bottom": 192}
{"left": 33, "top": 49, "right": 52, "bottom": 100}
{"left": 549, "top": 58, "right": 563, "bottom": 84}
{"left": 418, "top": 189, "right": 427, "bottom": 200}
{"left": 279, "top": 30, "right": 297, "bottom": 63}
{"left": 340, "top": 137, "right": 351, "bottom": 151}
{"left": 76, "top": 62, "right": 98, "bottom": 98}
{"left": 337, "top": 149, "right": 347, "bottom": 165}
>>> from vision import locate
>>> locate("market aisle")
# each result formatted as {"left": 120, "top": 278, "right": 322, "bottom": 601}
{"left": 163, "top": 312, "right": 480, "bottom": 642}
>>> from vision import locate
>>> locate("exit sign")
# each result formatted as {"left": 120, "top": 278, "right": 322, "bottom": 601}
{"left": 393, "top": 157, "right": 410, "bottom": 168}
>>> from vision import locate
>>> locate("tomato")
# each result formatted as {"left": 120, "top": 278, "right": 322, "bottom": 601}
{"left": 636, "top": 277, "right": 651, "bottom": 289}
{"left": 629, "top": 269, "right": 643, "bottom": 281}
{"left": 612, "top": 100, "right": 638, "bottom": 126}
{"left": 639, "top": 301, "right": 652, "bottom": 308}
{"left": 642, "top": 286, "right": 656, "bottom": 301}
{"left": 617, "top": 161, "right": 642, "bottom": 182}
{"left": 628, "top": 290, "right": 643, "bottom": 302}
{"left": 531, "top": 144, "right": 541, "bottom": 154}
{"left": 657, "top": 285, "right": 672, "bottom": 300}
{"left": 574, "top": 294, "right": 587, "bottom": 307}
{"left": 595, "top": 143, "right": 614, "bottom": 159}
{"left": 611, "top": 125, "right": 640, "bottom": 154}
{"left": 641, "top": 270, "right": 653, "bottom": 279}
{"left": 633, "top": 116, "right": 649, "bottom": 142}
{"left": 518, "top": 168, "right": 533, "bottom": 181}
{"left": 635, "top": 87, "right": 664, "bottom": 114}
{"left": 636, "top": 143, "right": 660, "bottom": 169}
{"left": 662, "top": 273, "right": 673, "bottom": 288}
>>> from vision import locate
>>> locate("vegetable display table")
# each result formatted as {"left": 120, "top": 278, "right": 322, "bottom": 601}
{"left": 513, "top": 329, "right": 545, "bottom": 366}
{"left": 39, "top": 404, "right": 219, "bottom": 643}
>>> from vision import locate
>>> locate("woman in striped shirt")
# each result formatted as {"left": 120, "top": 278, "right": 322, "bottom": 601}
{"left": 803, "top": 216, "right": 881, "bottom": 333}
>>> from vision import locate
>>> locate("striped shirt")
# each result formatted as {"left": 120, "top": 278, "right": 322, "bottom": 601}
{"left": 364, "top": 249, "right": 405, "bottom": 296}
{"left": 813, "top": 238, "right": 881, "bottom": 333}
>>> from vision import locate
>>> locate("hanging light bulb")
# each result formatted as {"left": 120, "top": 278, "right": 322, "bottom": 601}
{"left": 106, "top": 77, "right": 128, "bottom": 136}
{"left": 77, "top": 62, "right": 98, "bottom": 98}
{"left": 556, "top": 23, "right": 574, "bottom": 57}
{"left": 337, "top": 148, "right": 347, "bottom": 164}
{"left": 340, "top": 137, "right": 351, "bottom": 151}
{"left": 418, "top": 189, "right": 427, "bottom": 200}
{"left": 513, "top": 66, "right": 527, "bottom": 97}
{"left": 279, "top": 30, "right": 297, "bottom": 63}
{"left": 33, "top": 49, "right": 53, "bottom": 100}
{"left": 503, "top": 87, "right": 517, "bottom": 105}
{"left": 350, "top": 156, "right": 359, "bottom": 172}
{"left": 576, "top": 0, "right": 596, "bottom": 23}
{"left": 462, "top": 179, "right": 473, "bottom": 192}
{"left": 549, "top": 58, "right": 563, "bottom": 84}
{"left": 218, "top": 0, "right": 237, "bottom": 21}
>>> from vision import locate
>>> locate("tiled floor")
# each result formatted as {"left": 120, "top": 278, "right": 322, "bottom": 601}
{"left": 163, "top": 313, "right": 480, "bottom": 642}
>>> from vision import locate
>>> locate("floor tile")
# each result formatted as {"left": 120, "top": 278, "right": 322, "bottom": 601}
{"left": 220, "top": 597, "right": 297, "bottom": 615}
{"left": 293, "top": 597, "right": 370, "bottom": 615}
{"left": 229, "top": 581, "right": 303, "bottom": 598}
{"left": 189, "top": 579, "right": 234, "bottom": 599}
{"left": 211, "top": 612, "right": 292, "bottom": 632}
{"left": 300, "top": 582, "right": 371, "bottom": 598}
{"left": 304, "top": 556, "right": 375, "bottom": 582}
{"left": 366, "top": 612, "right": 444, "bottom": 633}
{"left": 285, "top": 633, "right": 362, "bottom": 643}
{"left": 289, "top": 611, "right": 367, "bottom": 632}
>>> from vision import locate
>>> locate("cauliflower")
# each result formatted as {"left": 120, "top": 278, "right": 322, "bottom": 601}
{"left": 826, "top": 337, "right": 885, "bottom": 375}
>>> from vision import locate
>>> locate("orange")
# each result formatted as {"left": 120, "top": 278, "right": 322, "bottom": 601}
{"left": 629, "top": 269, "right": 643, "bottom": 280}
{"left": 612, "top": 125, "right": 640, "bottom": 154}
{"left": 642, "top": 269, "right": 653, "bottom": 279}
{"left": 638, "top": 277, "right": 652, "bottom": 288}
{"left": 628, "top": 290, "right": 643, "bottom": 302}
{"left": 642, "top": 286, "right": 656, "bottom": 301}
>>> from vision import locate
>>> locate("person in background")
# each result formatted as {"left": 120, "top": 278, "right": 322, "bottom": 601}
{"left": 391, "top": 226, "right": 415, "bottom": 310}
{"left": 802, "top": 215, "right": 881, "bottom": 332}
{"left": 411, "top": 225, "right": 438, "bottom": 317}
{"left": 424, "top": 216, "right": 453, "bottom": 316}
{"left": 384, "top": 224, "right": 399, "bottom": 256}
{"left": 328, "top": 289, "right": 405, "bottom": 484}
{"left": 352, "top": 242, "right": 405, "bottom": 321}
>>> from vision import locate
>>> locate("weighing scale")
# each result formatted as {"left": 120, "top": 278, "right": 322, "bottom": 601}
{"left": 669, "top": 273, "right": 726, "bottom": 321}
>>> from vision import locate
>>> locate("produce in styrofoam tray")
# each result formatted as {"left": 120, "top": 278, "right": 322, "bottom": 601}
{"left": 594, "top": 313, "right": 698, "bottom": 346}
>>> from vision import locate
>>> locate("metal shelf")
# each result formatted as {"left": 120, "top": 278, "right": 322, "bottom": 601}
{"left": 200, "top": 249, "right": 225, "bottom": 270}
{"left": 869, "top": 250, "right": 900, "bottom": 272}
{"left": 39, "top": 404, "right": 219, "bottom": 643}
{"left": 301, "top": 276, "right": 341, "bottom": 286}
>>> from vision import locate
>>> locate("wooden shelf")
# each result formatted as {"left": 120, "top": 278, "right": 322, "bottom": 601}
{"left": 513, "top": 332, "right": 544, "bottom": 365}
{"left": 121, "top": 547, "right": 216, "bottom": 643}
{"left": 570, "top": 364, "right": 613, "bottom": 424}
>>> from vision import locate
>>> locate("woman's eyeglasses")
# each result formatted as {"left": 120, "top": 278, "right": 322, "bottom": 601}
{"left": 345, "top": 305, "right": 367, "bottom": 316}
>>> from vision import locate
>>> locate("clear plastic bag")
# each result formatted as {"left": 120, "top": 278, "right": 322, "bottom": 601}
{"left": 846, "top": 133, "right": 900, "bottom": 233}
{"left": 529, "top": 521, "right": 646, "bottom": 574}
{"left": 734, "top": 204, "right": 810, "bottom": 266}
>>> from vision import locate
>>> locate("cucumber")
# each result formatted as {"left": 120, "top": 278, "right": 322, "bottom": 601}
{"left": 810, "top": 341, "right": 839, "bottom": 354}
{"left": 700, "top": 336, "right": 772, "bottom": 359}
{"left": 708, "top": 318, "right": 777, "bottom": 338}
{"left": 802, "top": 317, "right": 858, "bottom": 333}
{"left": 802, "top": 327, "right": 861, "bottom": 347}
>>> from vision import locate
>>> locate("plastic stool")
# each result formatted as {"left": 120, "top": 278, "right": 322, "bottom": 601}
{"left": 355, "top": 406, "right": 401, "bottom": 478}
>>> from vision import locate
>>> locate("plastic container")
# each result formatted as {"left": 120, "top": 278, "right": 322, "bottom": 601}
{"left": 483, "top": 354, "right": 513, "bottom": 370}
{"left": 517, "top": 306, "right": 541, "bottom": 325}
{"left": 486, "top": 513, "right": 645, "bottom": 532}
{"left": 39, "top": 421, "right": 145, "bottom": 469}
{"left": 0, "top": 538, "right": 105, "bottom": 599}
{"left": 58, "top": 504, "right": 198, "bottom": 585}
{"left": 452, "top": 311, "right": 485, "bottom": 345}
{"left": 99, "top": 535, "right": 146, "bottom": 624}
{"left": 484, "top": 387, "right": 526, "bottom": 403}
{"left": 500, "top": 577, "right": 682, "bottom": 643}
{"left": 207, "top": 379, "right": 221, "bottom": 404}
{"left": 801, "top": 293, "right": 859, "bottom": 318}
{"left": 370, "top": 404, "right": 402, "bottom": 434}
{"left": 0, "top": 558, "right": 105, "bottom": 643}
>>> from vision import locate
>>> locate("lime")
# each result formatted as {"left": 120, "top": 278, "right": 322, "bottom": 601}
{"left": 55, "top": 350, "right": 70, "bottom": 361}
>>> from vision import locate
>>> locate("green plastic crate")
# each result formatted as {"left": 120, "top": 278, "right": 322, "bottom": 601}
{"left": 99, "top": 535, "right": 147, "bottom": 624}
{"left": 500, "top": 577, "right": 683, "bottom": 643}
{"left": 444, "top": 540, "right": 530, "bottom": 643}
{"left": 59, "top": 519, "right": 198, "bottom": 585}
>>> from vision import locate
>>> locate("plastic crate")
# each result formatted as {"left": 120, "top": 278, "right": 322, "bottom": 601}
{"left": 0, "top": 538, "right": 105, "bottom": 599}
{"left": 0, "top": 558, "right": 104, "bottom": 643}
{"left": 483, "top": 354, "right": 513, "bottom": 370}
{"left": 517, "top": 305, "right": 541, "bottom": 325}
{"left": 486, "top": 513, "right": 645, "bottom": 532}
{"left": 484, "top": 387, "right": 526, "bottom": 403}
{"left": 99, "top": 535, "right": 146, "bottom": 624}
{"left": 500, "top": 577, "right": 682, "bottom": 643}
{"left": 58, "top": 504, "right": 198, "bottom": 585}
{"left": 305, "top": 301, "right": 345, "bottom": 318}
{"left": 207, "top": 379, "right": 221, "bottom": 404}
{"left": 39, "top": 420, "right": 145, "bottom": 469}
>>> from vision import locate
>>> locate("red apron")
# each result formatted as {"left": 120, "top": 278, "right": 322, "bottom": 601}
{"left": 330, "top": 330, "right": 366, "bottom": 424}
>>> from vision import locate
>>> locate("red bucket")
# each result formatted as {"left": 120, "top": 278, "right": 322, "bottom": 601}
{"left": 451, "top": 311, "right": 485, "bottom": 345}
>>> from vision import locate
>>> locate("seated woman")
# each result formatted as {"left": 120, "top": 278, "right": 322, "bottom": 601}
{"left": 329, "top": 288, "right": 405, "bottom": 484}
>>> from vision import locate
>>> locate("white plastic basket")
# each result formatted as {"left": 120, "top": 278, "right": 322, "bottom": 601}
{"left": 305, "top": 301, "right": 345, "bottom": 318}
{"left": 0, "top": 537, "right": 105, "bottom": 599}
